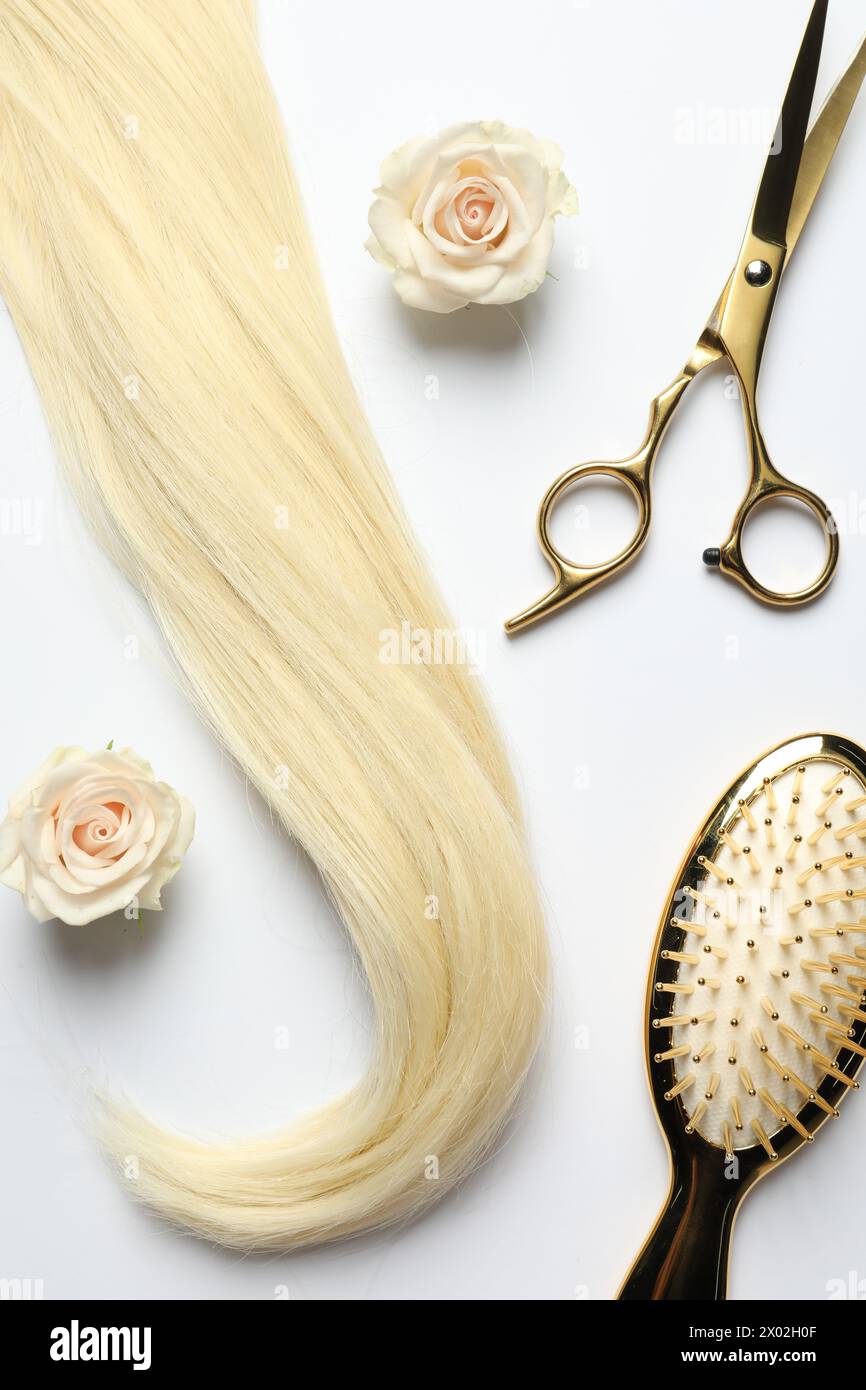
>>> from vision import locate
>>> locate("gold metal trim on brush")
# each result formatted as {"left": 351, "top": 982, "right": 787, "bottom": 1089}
{"left": 618, "top": 733, "right": 866, "bottom": 1301}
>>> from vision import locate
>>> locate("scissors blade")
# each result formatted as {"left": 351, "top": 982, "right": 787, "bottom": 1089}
{"left": 701, "top": 27, "right": 866, "bottom": 344}
{"left": 786, "top": 33, "right": 866, "bottom": 258}
{"left": 752, "top": 0, "right": 828, "bottom": 247}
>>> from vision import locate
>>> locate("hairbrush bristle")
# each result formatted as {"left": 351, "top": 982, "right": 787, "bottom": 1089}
{"left": 655, "top": 757, "right": 866, "bottom": 1151}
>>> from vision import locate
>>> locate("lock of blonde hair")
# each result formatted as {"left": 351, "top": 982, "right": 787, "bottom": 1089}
{"left": 0, "top": 0, "right": 547, "bottom": 1248}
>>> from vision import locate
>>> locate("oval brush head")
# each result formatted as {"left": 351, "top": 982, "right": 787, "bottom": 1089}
{"left": 663, "top": 756, "right": 866, "bottom": 1157}
{"left": 620, "top": 733, "right": 866, "bottom": 1301}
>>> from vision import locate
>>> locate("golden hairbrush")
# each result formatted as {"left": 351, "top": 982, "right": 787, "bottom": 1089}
{"left": 620, "top": 733, "right": 866, "bottom": 1300}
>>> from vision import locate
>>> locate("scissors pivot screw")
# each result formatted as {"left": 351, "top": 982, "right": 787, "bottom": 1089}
{"left": 745, "top": 259, "right": 773, "bottom": 287}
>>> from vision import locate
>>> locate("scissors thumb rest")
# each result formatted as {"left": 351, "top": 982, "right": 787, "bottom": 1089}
{"left": 505, "top": 2, "right": 864, "bottom": 636}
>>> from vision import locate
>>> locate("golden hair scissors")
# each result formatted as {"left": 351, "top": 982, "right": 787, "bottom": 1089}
{"left": 507, "top": 1, "right": 866, "bottom": 635}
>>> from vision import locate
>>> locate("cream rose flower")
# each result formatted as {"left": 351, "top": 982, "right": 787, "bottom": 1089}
{"left": 0, "top": 746, "right": 195, "bottom": 925}
{"left": 366, "top": 119, "right": 578, "bottom": 313}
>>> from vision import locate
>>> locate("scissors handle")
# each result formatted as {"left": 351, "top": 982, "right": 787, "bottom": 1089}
{"left": 708, "top": 416, "right": 839, "bottom": 607}
{"left": 504, "top": 372, "right": 694, "bottom": 635}
{"left": 701, "top": 231, "right": 839, "bottom": 607}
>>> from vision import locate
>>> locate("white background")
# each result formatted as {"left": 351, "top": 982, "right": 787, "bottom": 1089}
{"left": 1, "top": 0, "right": 865, "bottom": 1301}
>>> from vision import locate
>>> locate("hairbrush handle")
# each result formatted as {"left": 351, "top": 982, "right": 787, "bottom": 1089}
{"left": 617, "top": 1152, "right": 744, "bottom": 1301}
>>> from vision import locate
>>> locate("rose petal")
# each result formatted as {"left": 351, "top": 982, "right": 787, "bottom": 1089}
{"left": 6, "top": 747, "right": 89, "bottom": 818}
{"left": 0, "top": 852, "right": 27, "bottom": 894}
{"left": 549, "top": 170, "right": 579, "bottom": 217}
{"left": 137, "top": 795, "right": 195, "bottom": 909}
{"left": 420, "top": 176, "right": 509, "bottom": 263}
{"left": 410, "top": 142, "right": 511, "bottom": 228}
{"left": 367, "top": 192, "right": 415, "bottom": 271}
{"left": 486, "top": 150, "right": 547, "bottom": 232}
{"left": 478, "top": 120, "right": 551, "bottom": 167}
{"left": 378, "top": 123, "right": 491, "bottom": 201}
{"left": 28, "top": 865, "right": 153, "bottom": 926}
{"left": 469, "top": 175, "right": 536, "bottom": 265}
{"left": 47, "top": 837, "right": 150, "bottom": 892}
{"left": 473, "top": 219, "right": 555, "bottom": 306}
{"left": 389, "top": 270, "right": 468, "bottom": 313}
{"left": 23, "top": 871, "right": 55, "bottom": 923}
{"left": 365, "top": 234, "right": 397, "bottom": 273}
{"left": 0, "top": 813, "right": 22, "bottom": 873}
{"left": 104, "top": 747, "right": 155, "bottom": 778}
{"left": 405, "top": 222, "right": 503, "bottom": 300}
